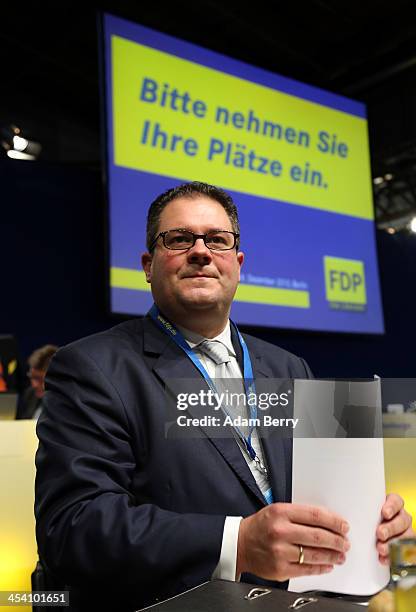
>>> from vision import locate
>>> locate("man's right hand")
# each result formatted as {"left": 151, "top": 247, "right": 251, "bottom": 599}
{"left": 236, "top": 503, "right": 350, "bottom": 581}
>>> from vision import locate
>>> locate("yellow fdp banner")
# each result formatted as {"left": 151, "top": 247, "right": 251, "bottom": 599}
{"left": 112, "top": 35, "right": 373, "bottom": 220}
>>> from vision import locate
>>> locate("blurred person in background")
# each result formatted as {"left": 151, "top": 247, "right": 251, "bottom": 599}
{"left": 16, "top": 344, "right": 58, "bottom": 420}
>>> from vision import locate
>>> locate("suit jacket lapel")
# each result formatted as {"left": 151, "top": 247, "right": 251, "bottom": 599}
{"left": 144, "top": 317, "right": 266, "bottom": 506}
{"left": 237, "top": 332, "right": 291, "bottom": 504}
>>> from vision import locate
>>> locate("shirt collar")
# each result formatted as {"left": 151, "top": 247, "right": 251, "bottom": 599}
{"left": 176, "top": 321, "right": 236, "bottom": 357}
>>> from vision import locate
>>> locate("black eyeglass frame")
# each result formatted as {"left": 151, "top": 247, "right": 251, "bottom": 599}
{"left": 149, "top": 228, "right": 240, "bottom": 252}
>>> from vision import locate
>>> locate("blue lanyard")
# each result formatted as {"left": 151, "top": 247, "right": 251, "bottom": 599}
{"left": 148, "top": 304, "right": 262, "bottom": 466}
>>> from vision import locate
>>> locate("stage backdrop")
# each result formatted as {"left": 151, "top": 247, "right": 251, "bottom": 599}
{"left": 102, "top": 13, "right": 384, "bottom": 334}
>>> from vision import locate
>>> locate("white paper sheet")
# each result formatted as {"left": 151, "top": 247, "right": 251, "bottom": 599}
{"left": 289, "top": 380, "right": 390, "bottom": 595}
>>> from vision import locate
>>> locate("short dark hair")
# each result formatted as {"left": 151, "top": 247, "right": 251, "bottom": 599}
{"left": 28, "top": 344, "right": 58, "bottom": 371}
{"left": 146, "top": 181, "right": 240, "bottom": 251}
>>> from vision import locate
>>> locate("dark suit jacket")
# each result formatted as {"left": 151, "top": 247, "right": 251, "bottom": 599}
{"left": 35, "top": 316, "right": 312, "bottom": 611}
{"left": 16, "top": 386, "right": 40, "bottom": 419}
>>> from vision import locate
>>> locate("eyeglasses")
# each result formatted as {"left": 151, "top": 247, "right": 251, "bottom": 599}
{"left": 149, "top": 229, "right": 239, "bottom": 251}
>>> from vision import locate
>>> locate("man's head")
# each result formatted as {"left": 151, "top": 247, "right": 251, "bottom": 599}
{"left": 142, "top": 182, "right": 244, "bottom": 335}
{"left": 145, "top": 182, "right": 240, "bottom": 252}
{"left": 27, "top": 344, "right": 58, "bottom": 399}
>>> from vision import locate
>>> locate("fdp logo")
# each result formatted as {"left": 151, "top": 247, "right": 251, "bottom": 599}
{"left": 324, "top": 256, "right": 367, "bottom": 311}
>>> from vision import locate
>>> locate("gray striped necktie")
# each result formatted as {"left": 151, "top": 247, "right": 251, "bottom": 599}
{"left": 198, "top": 340, "right": 231, "bottom": 377}
{"left": 198, "top": 340, "right": 248, "bottom": 432}
{"left": 199, "top": 341, "right": 271, "bottom": 489}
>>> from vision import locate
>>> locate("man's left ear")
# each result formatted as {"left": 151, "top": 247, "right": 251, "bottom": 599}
{"left": 141, "top": 252, "right": 153, "bottom": 283}
{"left": 237, "top": 251, "right": 244, "bottom": 268}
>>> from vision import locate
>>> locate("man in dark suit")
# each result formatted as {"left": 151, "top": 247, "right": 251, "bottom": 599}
{"left": 35, "top": 182, "right": 413, "bottom": 611}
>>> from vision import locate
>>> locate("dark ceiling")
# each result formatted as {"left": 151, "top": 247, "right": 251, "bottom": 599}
{"left": 2, "top": 1, "right": 416, "bottom": 224}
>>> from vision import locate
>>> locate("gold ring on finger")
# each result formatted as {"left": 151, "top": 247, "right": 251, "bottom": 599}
{"left": 298, "top": 545, "right": 305, "bottom": 565}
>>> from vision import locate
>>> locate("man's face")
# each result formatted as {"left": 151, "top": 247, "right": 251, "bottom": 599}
{"left": 142, "top": 196, "right": 244, "bottom": 317}
{"left": 29, "top": 368, "right": 46, "bottom": 399}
